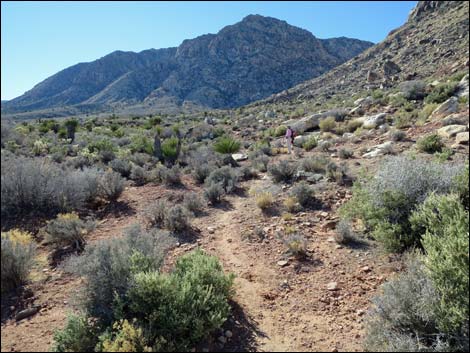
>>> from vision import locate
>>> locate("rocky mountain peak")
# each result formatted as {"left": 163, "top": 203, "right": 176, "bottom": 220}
{"left": 409, "top": 1, "right": 465, "bottom": 21}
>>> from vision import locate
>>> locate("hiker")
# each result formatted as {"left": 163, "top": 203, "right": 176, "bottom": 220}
{"left": 285, "top": 126, "right": 295, "bottom": 154}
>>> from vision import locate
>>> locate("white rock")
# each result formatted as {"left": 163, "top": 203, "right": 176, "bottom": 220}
{"left": 455, "top": 131, "right": 469, "bottom": 145}
{"left": 362, "top": 113, "right": 387, "bottom": 129}
{"left": 277, "top": 260, "right": 289, "bottom": 267}
{"left": 327, "top": 282, "right": 339, "bottom": 291}
{"left": 232, "top": 153, "right": 248, "bottom": 162}
{"left": 437, "top": 125, "right": 467, "bottom": 138}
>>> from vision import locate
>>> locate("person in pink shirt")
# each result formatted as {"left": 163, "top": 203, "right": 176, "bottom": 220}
{"left": 285, "top": 126, "right": 294, "bottom": 154}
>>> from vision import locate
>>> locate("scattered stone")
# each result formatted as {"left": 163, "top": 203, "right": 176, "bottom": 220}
{"left": 361, "top": 266, "right": 372, "bottom": 273}
{"left": 327, "top": 282, "right": 339, "bottom": 291}
{"left": 322, "top": 220, "right": 338, "bottom": 231}
{"left": 362, "top": 141, "right": 394, "bottom": 158}
{"left": 231, "top": 153, "right": 248, "bottom": 162}
{"left": 357, "top": 309, "right": 366, "bottom": 316}
{"left": 207, "top": 226, "right": 216, "bottom": 234}
{"left": 277, "top": 260, "right": 289, "bottom": 267}
{"left": 225, "top": 330, "right": 233, "bottom": 338}
{"left": 362, "top": 113, "right": 387, "bottom": 129}
{"left": 15, "top": 307, "right": 40, "bottom": 321}
{"left": 437, "top": 125, "right": 467, "bottom": 138}
{"left": 383, "top": 60, "right": 401, "bottom": 76}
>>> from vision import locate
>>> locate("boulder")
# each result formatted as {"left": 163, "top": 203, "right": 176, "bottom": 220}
{"left": 454, "top": 131, "right": 469, "bottom": 145}
{"left": 362, "top": 113, "right": 387, "bottom": 129}
{"left": 431, "top": 97, "right": 459, "bottom": 118}
{"left": 367, "top": 70, "right": 379, "bottom": 83}
{"left": 354, "top": 96, "right": 373, "bottom": 107}
{"left": 456, "top": 74, "right": 469, "bottom": 98}
{"left": 437, "top": 125, "right": 467, "bottom": 138}
{"left": 231, "top": 153, "right": 248, "bottom": 162}
{"left": 362, "top": 141, "right": 394, "bottom": 158}
{"left": 293, "top": 135, "right": 307, "bottom": 147}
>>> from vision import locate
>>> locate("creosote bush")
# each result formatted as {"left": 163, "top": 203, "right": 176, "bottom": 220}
{"left": 268, "top": 160, "right": 297, "bottom": 183}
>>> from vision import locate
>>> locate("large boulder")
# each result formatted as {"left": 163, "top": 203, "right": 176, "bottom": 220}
{"left": 454, "top": 131, "right": 469, "bottom": 145}
{"left": 456, "top": 74, "right": 469, "bottom": 98}
{"left": 362, "top": 141, "right": 394, "bottom": 158}
{"left": 362, "top": 113, "right": 387, "bottom": 129}
{"left": 283, "top": 113, "right": 323, "bottom": 134}
{"left": 431, "top": 97, "right": 459, "bottom": 118}
{"left": 437, "top": 124, "right": 467, "bottom": 138}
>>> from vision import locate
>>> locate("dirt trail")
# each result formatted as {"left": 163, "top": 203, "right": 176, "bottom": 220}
{"left": 1, "top": 175, "right": 399, "bottom": 352}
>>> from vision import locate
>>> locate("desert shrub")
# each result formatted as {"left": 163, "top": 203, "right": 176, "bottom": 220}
{"left": 302, "top": 136, "right": 318, "bottom": 151}
{"left": 319, "top": 140, "right": 332, "bottom": 152}
{"left": 268, "top": 160, "right": 297, "bottom": 183}
{"left": 164, "top": 205, "right": 191, "bottom": 232}
{"left": 46, "top": 213, "right": 95, "bottom": 251}
{"left": 191, "top": 163, "right": 216, "bottom": 184}
{"left": 290, "top": 181, "right": 314, "bottom": 207}
{"left": 434, "top": 147, "right": 454, "bottom": 162}
{"left": 158, "top": 166, "right": 181, "bottom": 186}
{"left": 129, "top": 165, "right": 147, "bottom": 186}
{"left": 110, "top": 159, "right": 132, "bottom": 178}
{"left": 100, "top": 171, "right": 124, "bottom": 201}
{"left": 364, "top": 256, "right": 445, "bottom": 352}
{"left": 334, "top": 220, "right": 358, "bottom": 245}
{"left": 418, "top": 102, "right": 439, "bottom": 122}
{"left": 205, "top": 166, "right": 238, "bottom": 193}
{"left": 410, "top": 194, "right": 469, "bottom": 337}
{"left": 346, "top": 119, "right": 363, "bottom": 133}
{"left": 283, "top": 196, "right": 299, "bottom": 213}
{"left": 1, "top": 231, "right": 36, "bottom": 293}
{"left": 394, "top": 109, "right": 417, "bottom": 129}
{"left": 251, "top": 154, "right": 270, "bottom": 172}
{"left": 213, "top": 136, "right": 241, "bottom": 154}
{"left": 398, "top": 80, "right": 426, "bottom": 100}
{"left": 417, "top": 134, "right": 444, "bottom": 153}
{"left": 182, "top": 193, "right": 205, "bottom": 216}
{"left": 52, "top": 314, "right": 98, "bottom": 352}
{"left": 145, "top": 199, "right": 168, "bottom": 227}
{"left": 338, "top": 148, "right": 353, "bottom": 159}
{"left": 64, "top": 225, "right": 173, "bottom": 326}
{"left": 425, "top": 82, "right": 458, "bottom": 104}
{"left": 283, "top": 234, "right": 307, "bottom": 259}
{"left": 161, "top": 136, "right": 180, "bottom": 163}
{"left": 204, "top": 183, "right": 224, "bottom": 205}
{"left": 98, "top": 319, "right": 151, "bottom": 352}
{"left": 340, "top": 156, "right": 464, "bottom": 252}
{"left": 130, "top": 136, "right": 153, "bottom": 155}
{"left": 319, "top": 117, "right": 336, "bottom": 132}
{"left": 273, "top": 125, "right": 287, "bottom": 137}
{"left": 255, "top": 192, "right": 274, "bottom": 210}
{"left": 326, "top": 161, "right": 347, "bottom": 185}
{"left": 300, "top": 156, "right": 328, "bottom": 173}
{"left": 238, "top": 165, "right": 257, "bottom": 181}
{"left": 390, "top": 130, "right": 406, "bottom": 142}
{"left": 129, "top": 153, "right": 151, "bottom": 167}
{"left": 453, "top": 164, "right": 469, "bottom": 210}
{"left": 1, "top": 157, "right": 101, "bottom": 218}
{"left": 126, "top": 250, "right": 234, "bottom": 351}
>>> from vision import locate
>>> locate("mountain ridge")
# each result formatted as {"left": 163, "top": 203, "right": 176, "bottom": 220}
{"left": 2, "top": 14, "right": 373, "bottom": 116}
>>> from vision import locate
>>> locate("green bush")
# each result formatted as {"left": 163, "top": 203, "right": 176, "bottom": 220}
{"left": 411, "top": 194, "right": 469, "bottom": 336}
{"left": 213, "top": 136, "right": 241, "bottom": 154}
{"left": 161, "top": 137, "right": 179, "bottom": 161}
{"left": 453, "top": 164, "right": 469, "bottom": 210}
{"left": 417, "top": 134, "right": 444, "bottom": 154}
{"left": 126, "top": 250, "right": 234, "bottom": 351}
{"left": 205, "top": 166, "right": 238, "bottom": 193}
{"left": 302, "top": 136, "right": 318, "bottom": 151}
{"left": 52, "top": 314, "right": 98, "bottom": 352}
{"left": 425, "top": 82, "right": 458, "bottom": 104}
{"left": 319, "top": 116, "right": 336, "bottom": 132}
{"left": 1, "top": 231, "right": 36, "bottom": 293}
{"left": 273, "top": 125, "right": 287, "bottom": 137}
{"left": 98, "top": 319, "right": 151, "bottom": 352}
{"left": 130, "top": 136, "right": 153, "bottom": 155}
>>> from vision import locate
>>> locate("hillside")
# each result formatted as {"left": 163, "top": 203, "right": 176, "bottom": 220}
{"left": 1, "top": 15, "right": 372, "bottom": 116}
{"left": 255, "top": 1, "right": 469, "bottom": 107}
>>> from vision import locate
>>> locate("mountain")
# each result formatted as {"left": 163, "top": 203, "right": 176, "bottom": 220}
{"left": 2, "top": 15, "right": 372, "bottom": 116}
{"left": 256, "top": 1, "right": 469, "bottom": 106}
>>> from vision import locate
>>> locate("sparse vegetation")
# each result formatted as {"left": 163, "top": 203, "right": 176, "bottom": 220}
{"left": 417, "top": 133, "right": 444, "bottom": 153}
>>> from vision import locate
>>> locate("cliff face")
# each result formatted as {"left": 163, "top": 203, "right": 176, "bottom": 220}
{"left": 2, "top": 15, "right": 373, "bottom": 115}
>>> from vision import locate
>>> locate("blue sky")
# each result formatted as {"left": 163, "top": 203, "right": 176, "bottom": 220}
{"left": 1, "top": 1, "right": 417, "bottom": 100}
